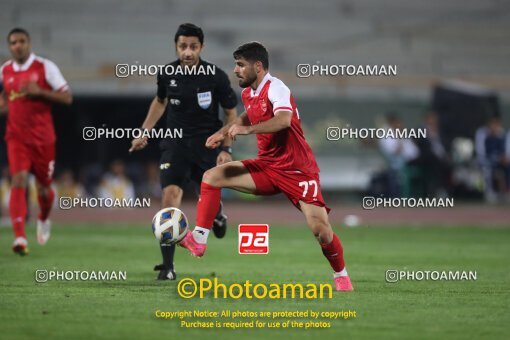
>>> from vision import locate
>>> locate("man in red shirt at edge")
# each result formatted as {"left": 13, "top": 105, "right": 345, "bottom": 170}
{"left": 179, "top": 42, "right": 353, "bottom": 291}
{"left": 0, "top": 28, "right": 72, "bottom": 255}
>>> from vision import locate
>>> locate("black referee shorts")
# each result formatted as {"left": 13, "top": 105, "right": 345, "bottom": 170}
{"left": 159, "top": 136, "right": 219, "bottom": 189}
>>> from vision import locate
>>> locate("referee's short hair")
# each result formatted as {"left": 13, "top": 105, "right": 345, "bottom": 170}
{"left": 233, "top": 42, "right": 269, "bottom": 70}
{"left": 7, "top": 27, "right": 30, "bottom": 42}
{"left": 174, "top": 23, "right": 204, "bottom": 45}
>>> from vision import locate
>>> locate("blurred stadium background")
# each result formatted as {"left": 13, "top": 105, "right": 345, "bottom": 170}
{"left": 1, "top": 0, "right": 509, "bottom": 225}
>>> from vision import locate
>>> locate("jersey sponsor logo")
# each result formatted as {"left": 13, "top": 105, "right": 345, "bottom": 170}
{"left": 197, "top": 91, "right": 212, "bottom": 109}
{"left": 238, "top": 224, "right": 269, "bottom": 254}
{"left": 170, "top": 98, "right": 181, "bottom": 106}
{"left": 9, "top": 90, "right": 26, "bottom": 101}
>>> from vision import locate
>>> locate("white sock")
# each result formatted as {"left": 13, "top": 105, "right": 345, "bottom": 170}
{"left": 193, "top": 227, "right": 210, "bottom": 244}
{"left": 14, "top": 237, "right": 28, "bottom": 245}
{"left": 333, "top": 268, "right": 348, "bottom": 278}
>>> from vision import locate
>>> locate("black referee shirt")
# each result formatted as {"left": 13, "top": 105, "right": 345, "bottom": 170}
{"left": 157, "top": 59, "right": 237, "bottom": 139}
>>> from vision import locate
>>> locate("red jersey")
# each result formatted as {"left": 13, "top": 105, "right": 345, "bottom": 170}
{"left": 1, "top": 53, "right": 69, "bottom": 145}
{"left": 241, "top": 73, "right": 319, "bottom": 174}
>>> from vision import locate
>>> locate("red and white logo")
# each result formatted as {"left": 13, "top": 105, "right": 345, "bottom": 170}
{"left": 238, "top": 224, "right": 269, "bottom": 254}
{"left": 260, "top": 99, "right": 267, "bottom": 112}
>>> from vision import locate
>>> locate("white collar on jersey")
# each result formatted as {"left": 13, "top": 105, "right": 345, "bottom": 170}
{"left": 250, "top": 72, "right": 272, "bottom": 97}
{"left": 12, "top": 53, "right": 36, "bottom": 72}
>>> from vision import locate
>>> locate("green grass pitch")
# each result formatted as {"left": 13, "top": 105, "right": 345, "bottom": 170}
{"left": 0, "top": 223, "right": 509, "bottom": 340}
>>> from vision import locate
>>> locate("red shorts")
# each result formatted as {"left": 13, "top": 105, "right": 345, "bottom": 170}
{"left": 7, "top": 139, "right": 55, "bottom": 186}
{"left": 242, "top": 159, "right": 330, "bottom": 213}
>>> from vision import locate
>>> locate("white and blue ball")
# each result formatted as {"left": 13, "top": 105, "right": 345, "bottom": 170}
{"left": 152, "top": 207, "right": 189, "bottom": 245}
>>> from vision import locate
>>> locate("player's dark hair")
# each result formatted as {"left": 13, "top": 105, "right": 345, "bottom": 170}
{"left": 7, "top": 27, "right": 30, "bottom": 42}
{"left": 174, "top": 23, "right": 204, "bottom": 45}
{"left": 233, "top": 42, "right": 269, "bottom": 70}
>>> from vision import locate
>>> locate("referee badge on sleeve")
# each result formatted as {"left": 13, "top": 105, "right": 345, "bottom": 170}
{"left": 197, "top": 91, "right": 212, "bottom": 109}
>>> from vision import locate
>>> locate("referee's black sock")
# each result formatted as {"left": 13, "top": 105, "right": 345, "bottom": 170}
{"left": 215, "top": 201, "right": 224, "bottom": 219}
{"left": 160, "top": 243, "right": 175, "bottom": 270}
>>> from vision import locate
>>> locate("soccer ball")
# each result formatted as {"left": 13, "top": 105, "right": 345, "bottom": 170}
{"left": 152, "top": 207, "right": 189, "bottom": 245}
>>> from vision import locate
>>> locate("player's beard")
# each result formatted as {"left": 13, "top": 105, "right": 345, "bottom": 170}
{"left": 12, "top": 49, "right": 29, "bottom": 64}
{"left": 238, "top": 72, "right": 257, "bottom": 88}
{"left": 180, "top": 57, "right": 198, "bottom": 68}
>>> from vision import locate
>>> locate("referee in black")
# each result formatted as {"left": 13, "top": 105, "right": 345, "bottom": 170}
{"left": 130, "top": 23, "right": 237, "bottom": 280}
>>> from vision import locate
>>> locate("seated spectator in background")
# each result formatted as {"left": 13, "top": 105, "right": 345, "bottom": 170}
{"left": 55, "top": 170, "right": 85, "bottom": 198}
{"left": 475, "top": 115, "right": 509, "bottom": 202}
{"left": 413, "top": 111, "right": 452, "bottom": 197}
{"left": 139, "top": 162, "right": 162, "bottom": 201}
{"left": 378, "top": 113, "right": 420, "bottom": 197}
{"left": 98, "top": 160, "right": 135, "bottom": 200}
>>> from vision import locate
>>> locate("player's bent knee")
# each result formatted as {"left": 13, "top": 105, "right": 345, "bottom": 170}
{"left": 202, "top": 169, "right": 214, "bottom": 185}
{"left": 309, "top": 219, "right": 333, "bottom": 244}
{"left": 36, "top": 184, "right": 52, "bottom": 196}
{"left": 36, "top": 180, "right": 51, "bottom": 190}
{"left": 317, "top": 229, "right": 333, "bottom": 244}
{"left": 202, "top": 168, "right": 223, "bottom": 187}
{"left": 11, "top": 172, "right": 28, "bottom": 188}
{"left": 314, "top": 228, "right": 333, "bottom": 244}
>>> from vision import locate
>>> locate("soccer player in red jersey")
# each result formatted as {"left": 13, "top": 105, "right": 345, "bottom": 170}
{"left": 180, "top": 42, "right": 353, "bottom": 291}
{"left": 0, "top": 28, "right": 72, "bottom": 255}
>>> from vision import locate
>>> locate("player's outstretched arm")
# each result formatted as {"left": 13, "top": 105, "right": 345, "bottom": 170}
{"left": 129, "top": 96, "right": 168, "bottom": 153}
{"left": 41, "top": 89, "right": 73, "bottom": 105}
{"left": 205, "top": 111, "right": 248, "bottom": 149}
{"left": 216, "top": 107, "right": 238, "bottom": 164}
{"left": 221, "top": 107, "right": 238, "bottom": 147}
{"left": 228, "top": 110, "right": 291, "bottom": 139}
{"left": 22, "top": 82, "right": 73, "bottom": 105}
